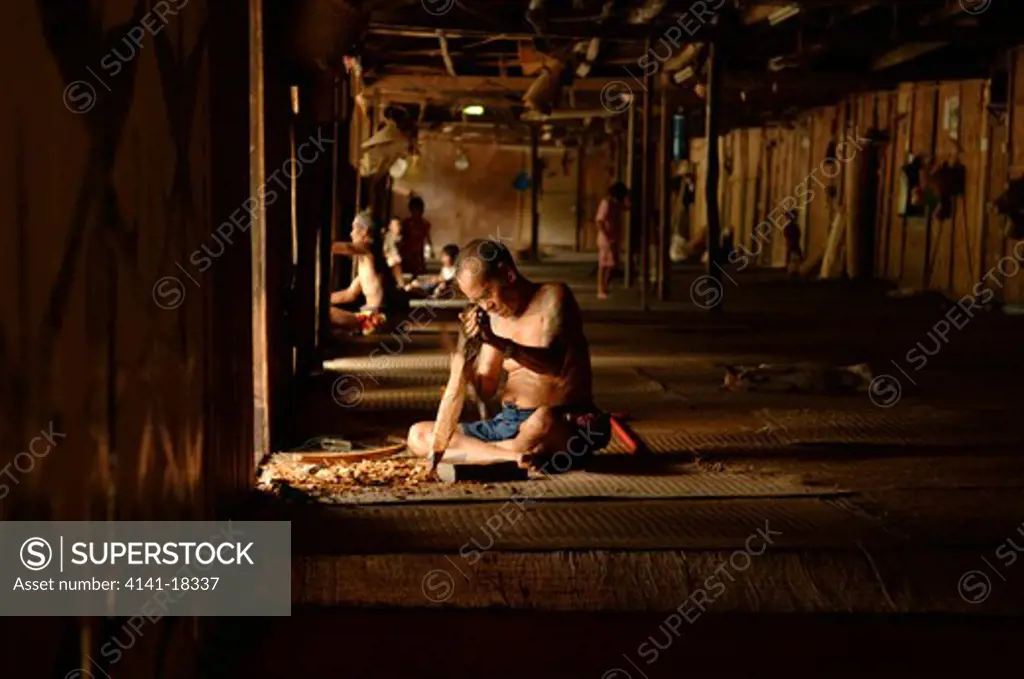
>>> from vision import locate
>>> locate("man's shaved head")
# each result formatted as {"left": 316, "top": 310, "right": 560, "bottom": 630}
{"left": 456, "top": 238, "right": 521, "bottom": 317}
{"left": 456, "top": 238, "right": 516, "bottom": 283}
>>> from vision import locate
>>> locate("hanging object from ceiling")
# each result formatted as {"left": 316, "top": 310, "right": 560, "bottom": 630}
{"left": 672, "top": 112, "right": 687, "bottom": 161}
{"left": 455, "top": 151, "right": 470, "bottom": 172}
{"left": 389, "top": 157, "right": 409, "bottom": 180}
{"left": 359, "top": 118, "right": 410, "bottom": 178}
{"left": 520, "top": 43, "right": 567, "bottom": 116}
{"left": 513, "top": 170, "right": 531, "bottom": 191}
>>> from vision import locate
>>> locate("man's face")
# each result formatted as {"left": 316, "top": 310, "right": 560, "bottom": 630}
{"left": 457, "top": 265, "right": 516, "bottom": 317}
{"left": 352, "top": 223, "right": 371, "bottom": 246}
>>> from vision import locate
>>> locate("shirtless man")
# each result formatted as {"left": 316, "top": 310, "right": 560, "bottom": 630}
{"left": 331, "top": 213, "right": 405, "bottom": 334}
{"left": 406, "top": 239, "right": 611, "bottom": 468}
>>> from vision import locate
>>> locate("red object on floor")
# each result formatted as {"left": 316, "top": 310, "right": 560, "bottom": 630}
{"left": 610, "top": 416, "right": 646, "bottom": 455}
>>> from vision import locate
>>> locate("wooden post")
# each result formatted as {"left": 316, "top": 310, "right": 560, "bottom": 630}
{"left": 317, "top": 73, "right": 341, "bottom": 353}
{"left": 575, "top": 137, "right": 586, "bottom": 253}
{"left": 923, "top": 85, "right": 939, "bottom": 289}
{"left": 977, "top": 80, "right": 993, "bottom": 286}
{"left": 248, "top": 0, "right": 272, "bottom": 459}
{"left": 704, "top": 42, "right": 723, "bottom": 312}
{"left": 625, "top": 96, "right": 638, "bottom": 288}
{"left": 530, "top": 125, "right": 541, "bottom": 261}
{"left": 258, "top": 0, "right": 296, "bottom": 453}
{"left": 658, "top": 74, "right": 672, "bottom": 300}
{"left": 294, "top": 75, "right": 334, "bottom": 377}
{"left": 353, "top": 103, "right": 363, "bottom": 211}
{"left": 640, "top": 38, "right": 653, "bottom": 311}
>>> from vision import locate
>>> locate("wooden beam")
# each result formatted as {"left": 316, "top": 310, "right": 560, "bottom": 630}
{"left": 366, "top": 21, "right": 704, "bottom": 43}
{"left": 873, "top": 42, "right": 949, "bottom": 71}
{"left": 437, "top": 31, "right": 457, "bottom": 77}
{"left": 366, "top": 72, "right": 885, "bottom": 100}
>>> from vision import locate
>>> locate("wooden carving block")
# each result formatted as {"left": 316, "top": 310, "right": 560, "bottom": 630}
{"left": 436, "top": 460, "right": 529, "bottom": 484}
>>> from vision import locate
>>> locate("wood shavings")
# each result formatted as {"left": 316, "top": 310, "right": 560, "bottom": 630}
{"left": 258, "top": 454, "right": 435, "bottom": 498}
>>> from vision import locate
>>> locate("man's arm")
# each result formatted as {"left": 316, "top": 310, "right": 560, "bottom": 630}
{"left": 330, "top": 276, "right": 362, "bottom": 305}
{"left": 332, "top": 242, "right": 371, "bottom": 256}
{"left": 471, "top": 342, "right": 504, "bottom": 399}
{"left": 478, "top": 285, "right": 571, "bottom": 376}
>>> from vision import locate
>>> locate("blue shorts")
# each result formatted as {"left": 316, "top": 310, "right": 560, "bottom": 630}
{"left": 461, "top": 403, "right": 537, "bottom": 442}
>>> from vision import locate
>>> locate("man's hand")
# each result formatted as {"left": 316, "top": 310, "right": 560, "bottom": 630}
{"left": 461, "top": 307, "right": 505, "bottom": 350}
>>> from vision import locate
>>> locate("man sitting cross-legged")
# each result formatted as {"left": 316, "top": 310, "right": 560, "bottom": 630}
{"left": 406, "top": 238, "right": 611, "bottom": 469}
{"left": 330, "top": 212, "right": 408, "bottom": 335}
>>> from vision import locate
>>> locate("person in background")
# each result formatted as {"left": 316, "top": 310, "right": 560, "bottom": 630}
{"left": 431, "top": 243, "right": 460, "bottom": 298}
{"left": 408, "top": 243, "right": 460, "bottom": 298}
{"left": 783, "top": 209, "right": 803, "bottom": 275}
{"left": 383, "top": 218, "right": 405, "bottom": 287}
{"left": 400, "top": 195, "right": 434, "bottom": 278}
{"left": 596, "top": 181, "right": 629, "bottom": 299}
{"left": 330, "top": 212, "right": 407, "bottom": 335}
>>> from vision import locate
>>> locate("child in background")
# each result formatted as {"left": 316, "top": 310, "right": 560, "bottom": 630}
{"left": 409, "top": 243, "right": 460, "bottom": 298}
{"left": 596, "top": 182, "right": 629, "bottom": 299}
{"left": 383, "top": 218, "right": 405, "bottom": 287}
{"left": 433, "top": 243, "right": 460, "bottom": 298}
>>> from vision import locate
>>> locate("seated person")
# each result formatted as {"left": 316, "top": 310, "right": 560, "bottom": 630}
{"left": 331, "top": 212, "right": 408, "bottom": 335}
{"left": 406, "top": 239, "right": 611, "bottom": 469}
{"left": 408, "top": 243, "right": 460, "bottom": 298}
{"left": 383, "top": 218, "right": 405, "bottom": 288}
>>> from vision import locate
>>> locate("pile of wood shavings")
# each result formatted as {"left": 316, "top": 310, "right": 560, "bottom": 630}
{"left": 258, "top": 454, "right": 435, "bottom": 498}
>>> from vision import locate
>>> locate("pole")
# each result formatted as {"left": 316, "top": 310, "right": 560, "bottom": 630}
{"left": 704, "top": 41, "right": 723, "bottom": 313}
{"left": 530, "top": 125, "right": 541, "bottom": 261}
{"left": 318, "top": 72, "right": 341, "bottom": 352}
{"left": 658, "top": 74, "right": 672, "bottom": 300}
{"left": 625, "top": 94, "right": 638, "bottom": 288}
{"left": 575, "top": 136, "right": 586, "bottom": 253}
{"left": 640, "top": 37, "right": 653, "bottom": 312}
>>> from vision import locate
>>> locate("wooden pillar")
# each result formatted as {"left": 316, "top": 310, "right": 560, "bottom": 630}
{"left": 333, "top": 74, "right": 354, "bottom": 292}
{"left": 259, "top": 0, "right": 296, "bottom": 452}
{"left": 704, "top": 42, "right": 723, "bottom": 312}
{"left": 977, "top": 80, "right": 993, "bottom": 286}
{"left": 294, "top": 73, "right": 335, "bottom": 378}
{"left": 353, "top": 103, "right": 363, "bottom": 211}
{"left": 575, "top": 138, "right": 586, "bottom": 252}
{"left": 530, "top": 125, "right": 541, "bottom": 261}
{"left": 658, "top": 75, "right": 672, "bottom": 300}
{"left": 248, "top": 0, "right": 271, "bottom": 460}
{"left": 626, "top": 97, "right": 638, "bottom": 288}
{"left": 640, "top": 37, "right": 653, "bottom": 311}
{"left": 923, "top": 85, "right": 940, "bottom": 289}
{"left": 317, "top": 73, "right": 342, "bottom": 352}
